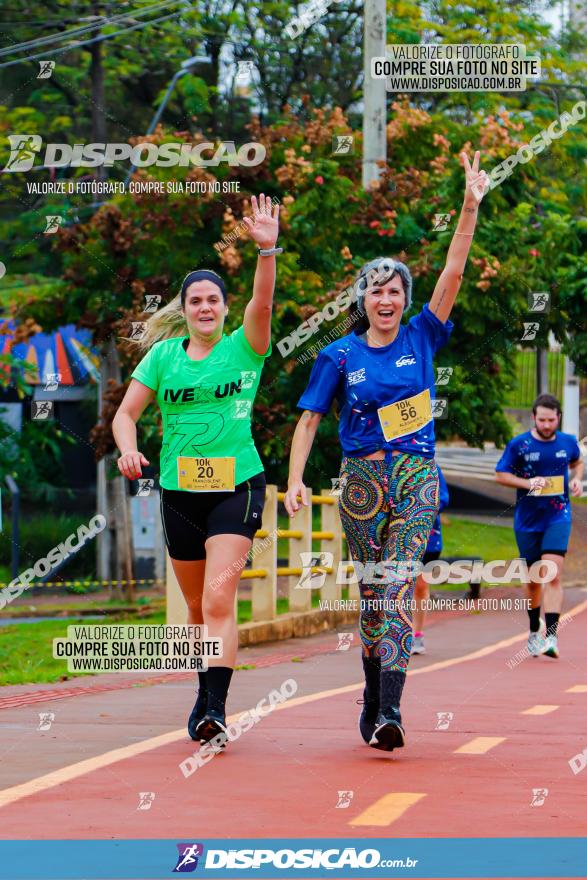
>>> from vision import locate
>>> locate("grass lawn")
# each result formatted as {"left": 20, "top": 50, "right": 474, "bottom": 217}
{"left": 0, "top": 597, "right": 165, "bottom": 620}
{"left": 278, "top": 511, "right": 519, "bottom": 560}
{"left": 441, "top": 516, "right": 518, "bottom": 560}
{"left": 0, "top": 594, "right": 332, "bottom": 686}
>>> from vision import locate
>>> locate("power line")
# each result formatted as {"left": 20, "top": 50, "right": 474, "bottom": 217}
{"left": 0, "top": 0, "right": 190, "bottom": 58}
{"left": 0, "top": 9, "right": 191, "bottom": 70}
{"left": 0, "top": 1, "right": 184, "bottom": 56}
{"left": 1, "top": 19, "right": 87, "bottom": 27}
{"left": 0, "top": 5, "right": 118, "bottom": 26}
{"left": 0, "top": 0, "right": 118, "bottom": 17}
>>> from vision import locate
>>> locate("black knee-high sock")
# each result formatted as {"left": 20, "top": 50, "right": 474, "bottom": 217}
{"left": 380, "top": 668, "right": 406, "bottom": 717}
{"left": 528, "top": 606, "right": 541, "bottom": 633}
{"left": 194, "top": 670, "right": 208, "bottom": 714}
{"left": 545, "top": 612, "right": 559, "bottom": 637}
{"left": 362, "top": 653, "right": 380, "bottom": 704}
{"left": 206, "top": 666, "right": 233, "bottom": 715}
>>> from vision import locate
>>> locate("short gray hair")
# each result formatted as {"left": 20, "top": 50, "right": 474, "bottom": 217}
{"left": 355, "top": 257, "right": 413, "bottom": 314}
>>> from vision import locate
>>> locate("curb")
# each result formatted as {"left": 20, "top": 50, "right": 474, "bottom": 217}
{"left": 238, "top": 608, "right": 359, "bottom": 647}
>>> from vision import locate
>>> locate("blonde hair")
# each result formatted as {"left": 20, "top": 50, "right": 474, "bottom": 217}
{"left": 131, "top": 293, "right": 188, "bottom": 353}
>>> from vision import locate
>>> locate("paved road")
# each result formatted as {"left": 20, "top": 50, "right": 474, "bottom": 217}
{"left": 0, "top": 587, "right": 586, "bottom": 849}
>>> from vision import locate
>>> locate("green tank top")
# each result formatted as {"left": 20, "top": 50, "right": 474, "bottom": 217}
{"left": 131, "top": 325, "right": 271, "bottom": 490}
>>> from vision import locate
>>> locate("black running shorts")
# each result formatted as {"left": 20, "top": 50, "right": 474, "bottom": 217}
{"left": 160, "top": 472, "right": 266, "bottom": 561}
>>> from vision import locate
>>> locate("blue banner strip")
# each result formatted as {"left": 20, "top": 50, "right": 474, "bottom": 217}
{"left": 0, "top": 837, "right": 586, "bottom": 879}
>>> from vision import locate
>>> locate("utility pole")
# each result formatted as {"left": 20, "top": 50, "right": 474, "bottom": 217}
{"left": 91, "top": 2, "right": 112, "bottom": 589}
{"left": 563, "top": 356, "right": 580, "bottom": 437}
{"left": 362, "top": 0, "right": 387, "bottom": 190}
{"left": 87, "top": 2, "right": 135, "bottom": 597}
{"left": 96, "top": 335, "right": 136, "bottom": 601}
{"left": 89, "top": 3, "right": 107, "bottom": 183}
{"left": 565, "top": 2, "right": 586, "bottom": 448}
{"left": 536, "top": 349, "right": 549, "bottom": 396}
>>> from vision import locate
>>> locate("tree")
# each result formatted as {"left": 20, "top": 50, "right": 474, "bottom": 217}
{"left": 1, "top": 0, "right": 585, "bottom": 499}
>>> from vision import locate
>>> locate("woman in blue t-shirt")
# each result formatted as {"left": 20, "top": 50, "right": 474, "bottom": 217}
{"left": 284, "top": 151, "right": 488, "bottom": 751}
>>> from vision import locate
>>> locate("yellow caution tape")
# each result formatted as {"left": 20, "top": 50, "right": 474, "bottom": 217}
{"left": 0, "top": 578, "right": 165, "bottom": 589}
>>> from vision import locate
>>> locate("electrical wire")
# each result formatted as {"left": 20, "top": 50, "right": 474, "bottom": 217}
{"left": 0, "top": 0, "right": 186, "bottom": 56}
{"left": 0, "top": 9, "right": 192, "bottom": 69}
{"left": 2, "top": 20, "right": 88, "bottom": 28}
{"left": 0, "top": 0, "right": 191, "bottom": 57}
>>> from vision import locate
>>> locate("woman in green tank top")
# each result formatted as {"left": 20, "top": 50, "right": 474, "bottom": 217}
{"left": 113, "top": 194, "right": 280, "bottom": 747}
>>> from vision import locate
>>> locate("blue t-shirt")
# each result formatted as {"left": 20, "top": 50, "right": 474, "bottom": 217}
{"left": 426, "top": 466, "right": 449, "bottom": 553}
{"left": 297, "top": 304, "right": 453, "bottom": 459}
{"left": 495, "top": 430, "right": 581, "bottom": 532}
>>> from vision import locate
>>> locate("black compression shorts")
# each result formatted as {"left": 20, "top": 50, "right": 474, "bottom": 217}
{"left": 160, "top": 472, "right": 266, "bottom": 561}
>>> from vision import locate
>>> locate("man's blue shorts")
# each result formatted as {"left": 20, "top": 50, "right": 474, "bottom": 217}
{"left": 515, "top": 522, "right": 572, "bottom": 566}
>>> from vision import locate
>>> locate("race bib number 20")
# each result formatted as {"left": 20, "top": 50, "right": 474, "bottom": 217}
{"left": 177, "top": 457, "right": 235, "bottom": 492}
{"left": 378, "top": 389, "right": 432, "bottom": 442}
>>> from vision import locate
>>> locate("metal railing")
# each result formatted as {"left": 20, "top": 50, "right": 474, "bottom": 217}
{"left": 4, "top": 476, "right": 20, "bottom": 581}
{"left": 166, "top": 486, "right": 357, "bottom": 624}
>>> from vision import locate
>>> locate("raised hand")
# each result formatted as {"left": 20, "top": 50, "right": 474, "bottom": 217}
{"left": 242, "top": 193, "right": 280, "bottom": 248}
{"left": 462, "top": 150, "right": 489, "bottom": 204}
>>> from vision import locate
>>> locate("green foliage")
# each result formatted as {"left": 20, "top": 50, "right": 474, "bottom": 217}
{"left": 0, "top": 408, "right": 75, "bottom": 503}
{"left": 6, "top": 86, "right": 586, "bottom": 483}
{"left": 0, "top": 511, "right": 96, "bottom": 582}
{"left": 0, "top": 0, "right": 585, "bottom": 491}
{"left": 0, "top": 352, "right": 34, "bottom": 399}
{"left": 176, "top": 76, "right": 212, "bottom": 117}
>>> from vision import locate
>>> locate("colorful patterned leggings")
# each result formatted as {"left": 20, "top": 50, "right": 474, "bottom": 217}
{"left": 338, "top": 454, "right": 439, "bottom": 671}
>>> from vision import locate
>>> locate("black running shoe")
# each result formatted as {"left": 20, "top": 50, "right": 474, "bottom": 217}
{"left": 187, "top": 689, "right": 208, "bottom": 741}
{"left": 196, "top": 710, "right": 228, "bottom": 746}
{"left": 369, "top": 710, "right": 405, "bottom": 752}
{"left": 357, "top": 695, "right": 379, "bottom": 745}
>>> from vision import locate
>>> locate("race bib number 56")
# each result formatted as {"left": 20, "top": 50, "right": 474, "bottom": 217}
{"left": 378, "top": 389, "right": 432, "bottom": 442}
{"left": 177, "top": 457, "right": 235, "bottom": 492}
{"left": 531, "top": 475, "right": 564, "bottom": 497}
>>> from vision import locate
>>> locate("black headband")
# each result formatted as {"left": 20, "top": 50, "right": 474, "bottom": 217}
{"left": 180, "top": 270, "right": 227, "bottom": 304}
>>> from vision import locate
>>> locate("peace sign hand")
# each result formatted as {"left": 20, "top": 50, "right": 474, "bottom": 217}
{"left": 462, "top": 150, "right": 489, "bottom": 204}
{"left": 242, "top": 193, "right": 280, "bottom": 249}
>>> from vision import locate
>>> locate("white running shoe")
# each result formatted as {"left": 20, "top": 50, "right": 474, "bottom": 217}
{"left": 527, "top": 619, "right": 546, "bottom": 657}
{"left": 411, "top": 635, "right": 426, "bottom": 655}
{"left": 543, "top": 634, "right": 559, "bottom": 658}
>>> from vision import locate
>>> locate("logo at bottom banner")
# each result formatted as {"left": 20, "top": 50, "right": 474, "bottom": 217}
{"left": 173, "top": 843, "right": 204, "bottom": 872}
{"left": 185, "top": 847, "right": 386, "bottom": 870}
